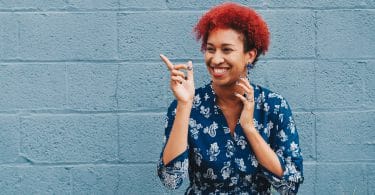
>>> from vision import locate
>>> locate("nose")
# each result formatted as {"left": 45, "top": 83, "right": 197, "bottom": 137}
{"left": 211, "top": 52, "right": 224, "bottom": 65}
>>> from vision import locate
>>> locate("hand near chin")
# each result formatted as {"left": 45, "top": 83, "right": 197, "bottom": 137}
{"left": 160, "top": 54, "right": 195, "bottom": 105}
{"left": 234, "top": 77, "right": 256, "bottom": 132}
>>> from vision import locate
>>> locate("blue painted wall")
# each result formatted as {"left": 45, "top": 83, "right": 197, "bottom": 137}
{"left": 0, "top": 0, "right": 374, "bottom": 194}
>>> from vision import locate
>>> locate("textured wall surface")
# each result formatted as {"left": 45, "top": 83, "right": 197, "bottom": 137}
{"left": 0, "top": 0, "right": 374, "bottom": 194}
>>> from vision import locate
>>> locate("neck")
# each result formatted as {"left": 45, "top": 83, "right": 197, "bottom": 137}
{"left": 213, "top": 82, "right": 242, "bottom": 108}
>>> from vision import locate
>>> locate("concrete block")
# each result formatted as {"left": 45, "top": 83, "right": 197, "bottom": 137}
{"left": 0, "top": 13, "right": 18, "bottom": 60}
{"left": 362, "top": 60, "right": 375, "bottom": 108}
{"left": 20, "top": 114, "right": 118, "bottom": 163}
{"left": 317, "top": 10, "right": 375, "bottom": 59}
{"left": 0, "top": 64, "right": 65, "bottom": 110}
{"left": 0, "top": 116, "right": 19, "bottom": 163}
{"left": 315, "top": 61, "right": 373, "bottom": 109}
{"left": 316, "top": 163, "right": 367, "bottom": 194}
{"left": 267, "top": 0, "right": 375, "bottom": 8}
{"left": 60, "top": 0, "right": 118, "bottom": 9}
{"left": 263, "top": 60, "right": 315, "bottom": 110}
{"left": 118, "top": 12, "right": 201, "bottom": 61}
{"left": 165, "top": 0, "right": 263, "bottom": 9}
{"left": 261, "top": 10, "right": 315, "bottom": 59}
{"left": 117, "top": 62, "right": 209, "bottom": 111}
{"left": 0, "top": 166, "right": 21, "bottom": 193}
{"left": 295, "top": 112, "right": 316, "bottom": 161}
{"left": 298, "top": 163, "right": 316, "bottom": 195}
{"left": 316, "top": 111, "right": 375, "bottom": 161}
{"left": 367, "top": 164, "right": 375, "bottom": 194}
{"left": 119, "top": 113, "right": 164, "bottom": 162}
{"left": 17, "top": 13, "right": 117, "bottom": 60}
{"left": 67, "top": 63, "right": 118, "bottom": 111}
{"left": 119, "top": 0, "right": 167, "bottom": 9}
{"left": 0, "top": 0, "right": 118, "bottom": 10}
{"left": 72, "top": 166, "right": 119, "bottom": 194}
{"left": 0, "top": 166, "right": 70, "bottom": 194}
{"left": 248, "top": 61, "right": 268, "bottom": 87}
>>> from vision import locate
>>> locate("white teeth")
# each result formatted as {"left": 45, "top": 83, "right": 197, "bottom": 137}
{"left": 213, "top": 68, "right": 227, "bottom": 74}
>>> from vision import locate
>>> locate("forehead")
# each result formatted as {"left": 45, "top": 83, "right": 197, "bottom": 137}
{"left": 207, "top": 28, "right": 244, "bottom": 46}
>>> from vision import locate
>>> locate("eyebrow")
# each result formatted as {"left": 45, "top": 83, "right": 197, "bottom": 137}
{"left": 206, "top": 42, "right": 235, "bottom": 47}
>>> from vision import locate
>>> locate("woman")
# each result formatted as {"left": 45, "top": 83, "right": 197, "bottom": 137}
{"left": 157, "top": 2, "right": 303, "bottom": 194}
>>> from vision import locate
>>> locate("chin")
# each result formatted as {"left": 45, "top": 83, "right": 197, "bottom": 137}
{"left": 211, "top": 77, "right": 236, "bottom": 87}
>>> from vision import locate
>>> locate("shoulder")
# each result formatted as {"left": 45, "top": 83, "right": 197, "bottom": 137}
{"left": 254, "top": 84, "right": 290, "bottom": 115}
{"left": 255, "top": 84, "right": 284, "bottom": 102}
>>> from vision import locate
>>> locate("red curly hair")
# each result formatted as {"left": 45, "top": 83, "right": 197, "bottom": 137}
{"left": 194, "top": 2, "right": 270, "bottom": 64}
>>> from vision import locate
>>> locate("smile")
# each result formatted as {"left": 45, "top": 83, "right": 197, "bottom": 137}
{"left": 210, "top": 67, "right": 229, "bottom": 77}
{"left": 214, "top": 68, "right": 228, "bottom": 73}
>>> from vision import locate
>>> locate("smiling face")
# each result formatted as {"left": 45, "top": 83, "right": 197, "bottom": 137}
{"left": 205, "top": 28, "right": 255, "bottom": 87}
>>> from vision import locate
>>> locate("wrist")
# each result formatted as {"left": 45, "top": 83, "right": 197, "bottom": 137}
{"left": 177, "top": 100, "right": 193, "bottom": 107}
{"left": 243, "top": 125, "right": 257, "bottom": 134}
{"left": 177, "top": 101, "right": 193, "bottom": 110}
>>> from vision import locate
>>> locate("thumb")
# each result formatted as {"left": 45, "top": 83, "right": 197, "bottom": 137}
{"left": 187, "top": 61, "right": 194, "bottom": 81}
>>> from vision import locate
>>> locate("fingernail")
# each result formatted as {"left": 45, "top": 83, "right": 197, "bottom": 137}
{"left": 187, "top": 61, "right": 193, "bottom": 71}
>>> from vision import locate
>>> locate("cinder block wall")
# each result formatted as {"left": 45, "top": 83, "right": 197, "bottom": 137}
{"left": 0, "top": 1, "right": 374, "bottom": 194}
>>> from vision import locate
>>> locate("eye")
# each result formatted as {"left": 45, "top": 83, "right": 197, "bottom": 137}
{"left": 206, "top": 47, "right": 215, "bottom": 53}
{"left": 222, "top": 48, "right": 233, "bottom": 54}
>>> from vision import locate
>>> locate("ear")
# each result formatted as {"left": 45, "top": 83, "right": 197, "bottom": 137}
{"left": 246, "top": 49, "right": 257, "bottom": 64}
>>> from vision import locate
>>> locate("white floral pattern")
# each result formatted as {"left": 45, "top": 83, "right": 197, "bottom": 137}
{"left": 235, "top": 158, "right": 247, "bottom": 172}
{"left": 203, "top": 168, "right": 218, "bottom": 180}
{"left": 203, "top": 121, "right": 218, "bottom": 137}
{"left": 207, "top": 142, "right": 220, "bottom": 161}
{"left": 158, "top": 83, "right": 303, "bottom": 194}
{"left": 193, "top": 94, "right": 202, "bottom": 108}
{"left": 225, "top": 140, "right": 235, "bottom": 157}
{"left": 200, "top": 105, "right": 211, "bottom": 118}
{"left": 189, "top": 118, "right": 203, "bottom": 140}
{"left": 234, "top": 134, "right": 247, "bottom": 150}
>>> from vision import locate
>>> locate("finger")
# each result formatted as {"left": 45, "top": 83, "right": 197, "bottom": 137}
{"left": 173, "top": 64, "right": 188, "bottom": 70}
{"left": 160, "top": 54, "right": 174, "bottom": 70}
{"left": 236, "top": 83, "right": 252, "bottom": 95}
{"left": 186, "top": 61, "right": 194, "bottom": 81}
{"left": 239, "top": 77, "right": 252, "bottom": 89}
{"left": 171, "top": 69, "right": 185, "bottom": 78}
{"left": 171, "top": 75, "right": 184, "bottom": 84}
{"left": 234, "top": 93, "right": 248, "bottom": 103}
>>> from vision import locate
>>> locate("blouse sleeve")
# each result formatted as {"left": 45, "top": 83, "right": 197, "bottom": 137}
{"left": 157, "top": 100, "right": 189, "bottom": 190}
{"left": 261, "top": 97, "right": 304, "bottom": 194}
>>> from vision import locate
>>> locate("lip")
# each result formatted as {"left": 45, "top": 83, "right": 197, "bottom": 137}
{"left": 209, "top": 66, "right": 230, "bottom": 78}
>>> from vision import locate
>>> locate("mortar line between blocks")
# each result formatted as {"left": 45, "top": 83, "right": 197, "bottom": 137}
{"left": 65, "top": 63, "right": 69, "bottom": 110}
{"left": 314, "top": 61, "right": 318, "bottom": 162}
{"left": 313, "top": 10, "right": 318, "bottom": 58}
{"left": 116, "top": 6, "right": 120, "bottom": 62}
{"left": 116, "top": 114, "right": 120, "bottom": 164}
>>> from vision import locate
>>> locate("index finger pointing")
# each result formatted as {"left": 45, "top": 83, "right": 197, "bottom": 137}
{"left": 187, "top": 61, "right": 194, "bottom": 81}
{"left": 160, "top": 54, "right": 174, "bottom": 70}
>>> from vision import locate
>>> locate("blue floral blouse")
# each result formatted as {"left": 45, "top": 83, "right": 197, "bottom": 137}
{"left": 157, "top": 82, "right": 304, "bottom": 194}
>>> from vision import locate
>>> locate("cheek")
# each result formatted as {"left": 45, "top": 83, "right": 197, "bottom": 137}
{"left": 226, "top": 55, "right": 240, "bottom": 66}
{"left": 204, "top": 53, "right": 212, "bottom": 64}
